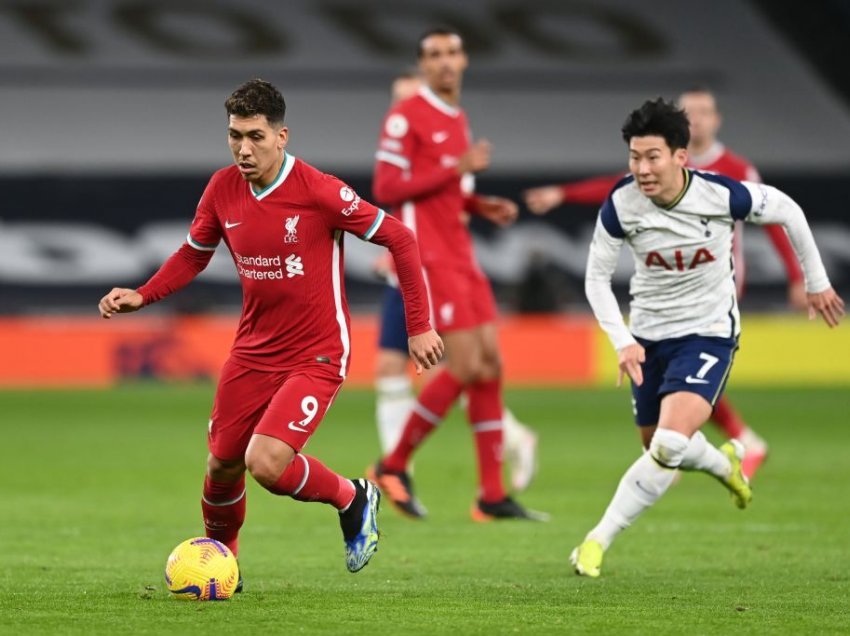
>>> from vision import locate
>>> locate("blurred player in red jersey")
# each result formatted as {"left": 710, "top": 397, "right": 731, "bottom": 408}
{"left": 368, "top": 27, "right": 546, "bottom": 522}
{"left": 372, "top": 69, "right": 539, "bottom": 493}
{"left": 523, "top": 87, "right": 806, "bottom": 479}
{"left": 98, "top": 79, "right": 443, "bottom": 579}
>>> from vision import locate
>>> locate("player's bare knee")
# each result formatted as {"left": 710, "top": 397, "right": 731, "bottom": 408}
{"left": 245, "top": 450, "right": 292, "bottom": 489}
{"left": 448, "top": 358, "right": 484, "bottom": 384}
{"left": 479, "top": 353, "right": 502, "bottom": 381}
{"left": 207, "top": 454, "right": 245, "bottom": 482}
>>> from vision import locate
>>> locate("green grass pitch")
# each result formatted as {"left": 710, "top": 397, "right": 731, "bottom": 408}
{"left": 2, "top": 385, "right": 849, "bottom": 634}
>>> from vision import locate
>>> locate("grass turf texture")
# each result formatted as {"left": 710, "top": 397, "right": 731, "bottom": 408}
{"left": 2, "top": 385, "right": 848, "bottom": 634}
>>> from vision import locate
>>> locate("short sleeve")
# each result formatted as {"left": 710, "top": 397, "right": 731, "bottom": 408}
{"left": 314, "top": 173, "right": 387, "bottom": 241}
{"left": 694, "top": 171, "right": 753, "bottom": 221}
{"left": 186, "top": 174, "right": 223, "bottom": 252}
{"left": 374, "top": 105, "right": 416, "bottom": 171}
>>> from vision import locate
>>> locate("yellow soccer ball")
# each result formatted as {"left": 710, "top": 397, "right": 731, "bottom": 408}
{"left": 164, "top": 537, "right": 240, "bottom": 600}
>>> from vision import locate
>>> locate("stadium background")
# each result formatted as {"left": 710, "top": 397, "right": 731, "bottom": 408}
{"left": 1, "top": 0, "right": 849, "bottom": 387}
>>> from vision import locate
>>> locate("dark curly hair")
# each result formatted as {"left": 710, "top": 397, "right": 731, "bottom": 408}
{"left": 621, "top": 97, "right": 690, "bottom": 150}
{"left": 225, "top": 79, "right": 286, "bottom": 127}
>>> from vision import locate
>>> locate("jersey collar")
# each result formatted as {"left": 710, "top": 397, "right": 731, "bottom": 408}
{"left": 250, "top": 152, "right": 296, "bottom": 201}
{"left": 418, "top": 85, "right": 460, "bottom": 118}
{"left": 661, "top": 168, "right": 692, "bottom": 210}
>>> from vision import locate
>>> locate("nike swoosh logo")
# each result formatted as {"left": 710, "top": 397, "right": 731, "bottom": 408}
{"left": 685, "top": 376, "right": 709, "bottom": 384}
{"left": 432, "top": 131, "right": 449, "bottom": 143}
{"left": 287, "top": 421, "right": 309, "bottom": 433}
{"left": 225, "top": 221, "right": 242, "bottom": 229}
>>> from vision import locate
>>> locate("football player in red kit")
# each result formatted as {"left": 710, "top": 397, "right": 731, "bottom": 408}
{"left": 369, "top": 26, "right": 545, "bottom": 522}
{"left": 523, "top": 87, "right": 806, "bottom": 479}
{"left": 98, "top": 79, "right": 443, "bottom": 580}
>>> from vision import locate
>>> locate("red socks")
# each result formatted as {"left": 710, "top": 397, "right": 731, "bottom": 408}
{"left": 711, "top": 396, "right": 746, "bottom": 439}
{"left": 267, "top": 454, "right": 356, "bottom": 511}
{"left": 202, "top": 475, "right": 246, "bottom": 556}
{"left": 466, "top": 379, "right": 507, "bottom": 503}
{"left": 382, "top": 369, "right": 464, "bottom": 472}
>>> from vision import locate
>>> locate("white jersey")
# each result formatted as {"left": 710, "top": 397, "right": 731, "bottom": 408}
{"left": 586, "top": 169, "right": 831, "bottom": 351}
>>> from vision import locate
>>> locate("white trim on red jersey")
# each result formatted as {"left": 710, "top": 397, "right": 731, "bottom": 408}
{"left": 688, "top": 142, "right": 726, "bottom": 169}
{"left": 251, "top": 151, "right": 297, "bottom": 201}
{"left": 418, "top": 85, "right": 460, "bottom": 118}
{"left": 362, "top": 209, "right": 386, "bottom": 241}
{"left": 331, "top": 229, "right": 350, "bottom": 378}
{"left": 186, "top": 234, "right": 218, "bottom": 251}
{"left": 375, "top": 150, "right": 410, "bottom": 170}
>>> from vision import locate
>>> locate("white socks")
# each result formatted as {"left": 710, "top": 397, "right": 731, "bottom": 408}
{"left": 586, "top": 429, "right": 688, "bottom": 550}
{"left": 678, "top": 430, "right": 731, "bottom": 478}
{"left": 502, "top": 407, "right": 527, "bottom": 449}
{"left": 375, "top": 375, "right": 415, "bottom": 453}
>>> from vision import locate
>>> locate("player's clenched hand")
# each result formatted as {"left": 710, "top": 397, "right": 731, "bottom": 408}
{"left": 807, "top": 287, "right": 845, "bottom": 328}
{"left": 408, "top": 329, "right": 444, "bottom": 374}
{"left": 523, "top": 186, "right": 564, "bottom": 215}
{"left": 617, "top": 343, "right": 645, "bottom": 387}
{"left": 99, "top": 287, "right": 144, "bottom": 319}
{"left": 476, "top": 196, "right": 518, "bottom": 227}
{"left": 457, "top": 140, "right": 491, "bottom": 174}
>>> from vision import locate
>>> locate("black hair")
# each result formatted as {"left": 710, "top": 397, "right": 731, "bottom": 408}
{"left": 225, "top": 79, "right": 286, "bottom": 127}
{"left": 417, "top": 25, "right": 464, "bottom": 58}
{"left": 621, "top": 97, "right": 690, "bottom": 150}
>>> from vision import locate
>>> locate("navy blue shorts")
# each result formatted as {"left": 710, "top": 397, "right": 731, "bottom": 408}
{"left": 378, "top": 285, "right": 409, "bottom": 353}
{"left": 631, "top": 335, "right": 738, "bottom": 427}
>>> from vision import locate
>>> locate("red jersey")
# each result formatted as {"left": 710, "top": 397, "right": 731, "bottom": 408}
{"left": 373, "top": 86, "right": 476, "bottom": 270}
{"left": 138, "top": 154, "right": 431, "bottom": 377}
{"left": 558, "top": 142, "right": 802, "bottom": 285}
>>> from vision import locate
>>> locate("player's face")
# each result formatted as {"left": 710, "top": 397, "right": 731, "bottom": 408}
{"left": 227, "top": 115, "right": 288, "bottom": 187}
{"left": 391, "top": 76, "right": 422, "bottom": 103}
{"left": 418, "top": 34, "right": 468, "bottom": 94}
{"left": 678, "top": 92, "right": 721, "bottom": 148}
{"left": 628, "top": 136, "right": 688, "bottom": 203}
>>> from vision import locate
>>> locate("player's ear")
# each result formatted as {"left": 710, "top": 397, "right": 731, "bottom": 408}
{"left": 277, "top": 126, "right": 289, "bottom": 151}
{"left": 673, "top": 147, "right": 688, "bottom": 166}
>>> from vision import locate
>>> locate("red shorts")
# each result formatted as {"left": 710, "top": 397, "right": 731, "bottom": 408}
{"left": 208, "top": 358, "right": 344, "bottom": 461}
{"left": 423, "top": 264, "right": 498, "bottom": 333}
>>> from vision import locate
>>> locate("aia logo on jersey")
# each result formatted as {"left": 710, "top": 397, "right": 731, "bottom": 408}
{"left": 284, "top": 215, "right": 299, "bottom": 244}
{"left": 645, "top": 248, "right": 716, "bottom": 271}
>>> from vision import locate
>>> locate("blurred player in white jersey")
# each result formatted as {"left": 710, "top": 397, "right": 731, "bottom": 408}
{"left": 371, "top": 68, "right": 539, "bottom": 494}
{"left": 570, "top": 98, "right": 843, "bottom": 578}
{"left": 524, "top": 88, "right": 806, "bottom": 479}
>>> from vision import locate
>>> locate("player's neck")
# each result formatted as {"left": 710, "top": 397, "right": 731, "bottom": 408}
{"left": 428, "top": 84, "right": 461, "bottom": 107}
{"left": 651, "top": 168, "right": 689, "bottom": 208}
{"left": 688, "top": 138, "right": 714, "bottom": 159}
{"left": 252, "top": 152, "right": 286, "bottom": 192}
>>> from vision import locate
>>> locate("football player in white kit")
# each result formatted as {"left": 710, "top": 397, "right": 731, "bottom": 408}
{"left": 571, "top": 98, "right": 844, "bottom": 578}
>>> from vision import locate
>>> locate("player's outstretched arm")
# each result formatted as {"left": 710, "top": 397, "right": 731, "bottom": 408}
{"left": 523, "top": 174, "right": 622, "bottom": 215}
{"left": 469, "top": 195, "right": 518, "bottom": 227}
{"left": 408, "top": 329, "right": 445, "bottom": 375}
{"left": 99, "top": 287, "right": 143, "bottom": 319}
{"left": 523, "top": 186, "right": 564, "bottom": 215}
{"left": 742, "top": 183, "right": 839, "bottom": 324}
{"left": 807, "top": 288, "right": 845, "bottom": 328}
